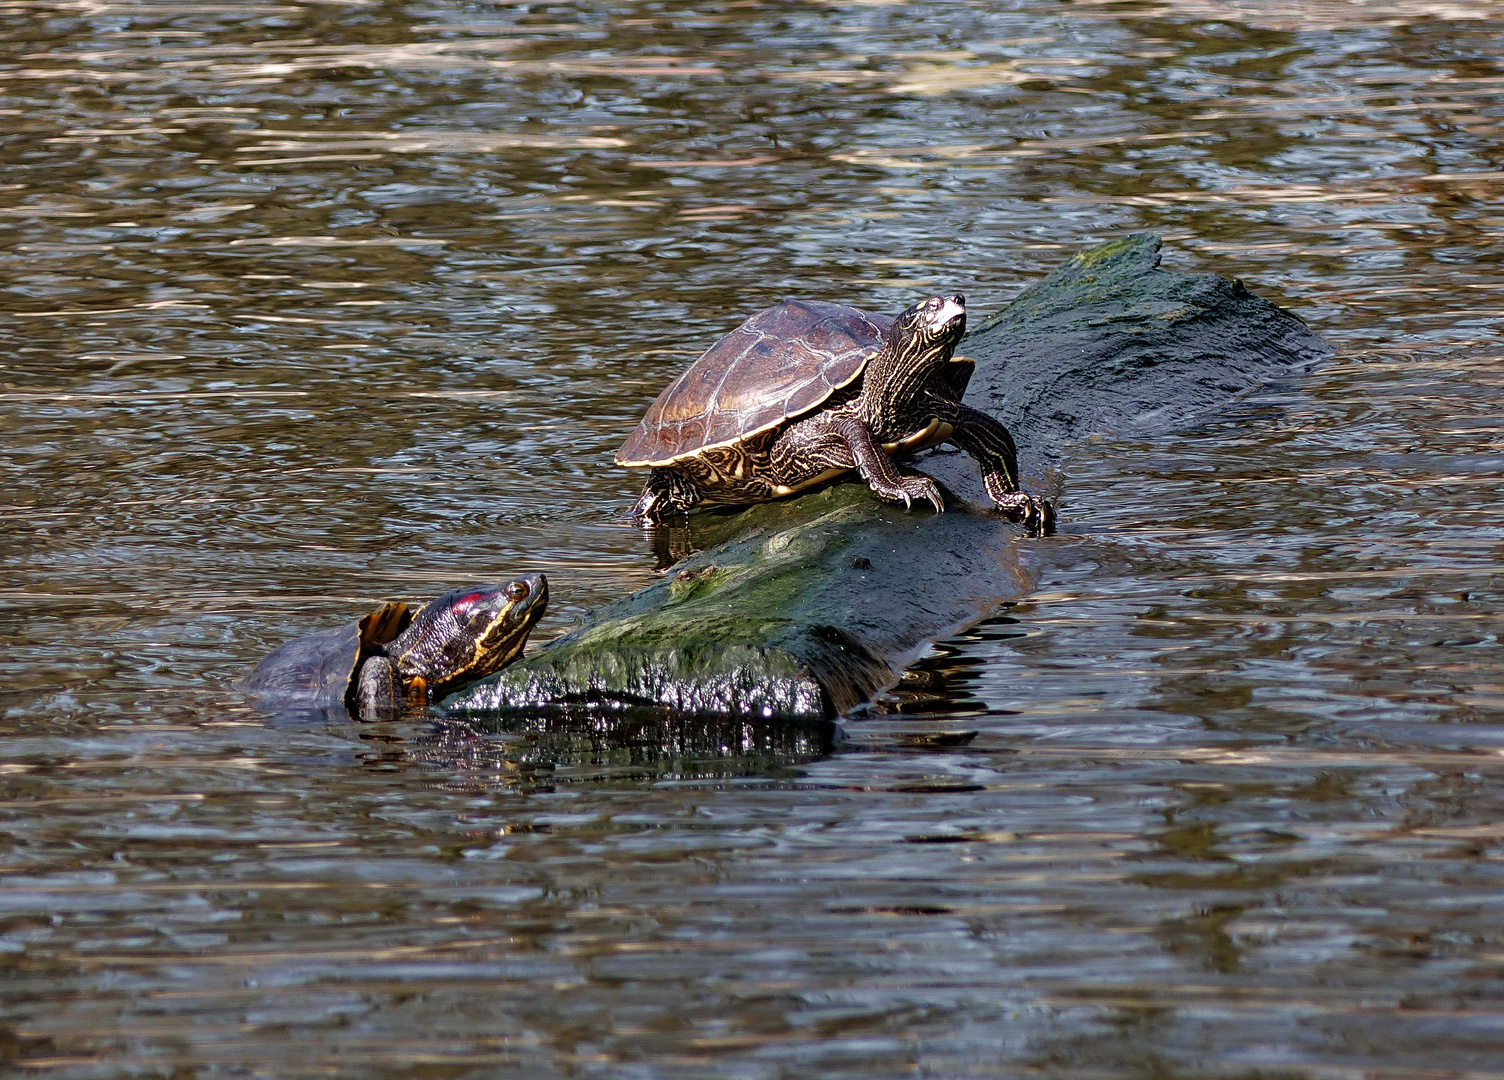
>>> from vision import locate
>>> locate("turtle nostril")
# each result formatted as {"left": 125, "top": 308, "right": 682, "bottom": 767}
{"left": 505, "top": 580, "right": 530, "bottom": 602}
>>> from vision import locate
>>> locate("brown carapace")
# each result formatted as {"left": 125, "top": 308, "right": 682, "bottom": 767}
{"left": 616, "top": 295, "right": 1053, "bottom": 535}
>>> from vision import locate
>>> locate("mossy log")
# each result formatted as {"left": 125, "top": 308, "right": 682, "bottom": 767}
{"left": 444, "top": 234, "right": 1331, "bottom": 721}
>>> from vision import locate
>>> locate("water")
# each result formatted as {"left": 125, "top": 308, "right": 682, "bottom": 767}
{"left": 4, "top": 1, "right": 1504, "bottom": 1075}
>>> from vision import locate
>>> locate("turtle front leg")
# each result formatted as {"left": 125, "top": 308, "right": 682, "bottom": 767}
{"left": 355, "top": 654, "right": 404, "bottom": 718}
{"left": 769, "top": 413, "right": 942, "bottom": 511}
{"left": 629, "top": 467, "right": 703, "bottom": 523}
{"left": 776, "top": 418, "right": 938, "bottom": 514}
{"left": 930, "top": 398, "right": 1054, "bottom": 536}
{"left": 827, "top": 415, "right": 944, "bottom": 512}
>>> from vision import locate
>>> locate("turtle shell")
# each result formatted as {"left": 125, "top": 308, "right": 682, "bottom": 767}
{"left": 242, "top": 601, "right": 410, "bottom": 707}
{"left": 616, "top": 299, "right": 892, "bottom": 467}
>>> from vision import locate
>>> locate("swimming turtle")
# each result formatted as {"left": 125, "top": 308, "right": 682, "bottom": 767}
{"left": 243, "top": 576, "right": 547, "bottom": 719}
{"left": 616, "top": 294, "right": 1054, "bottom": 535}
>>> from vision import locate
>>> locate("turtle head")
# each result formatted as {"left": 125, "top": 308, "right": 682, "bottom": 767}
{"left": 387, "top": 574, "right": 549, "bottom": 700}
{"left": 892, "top": 293, "right": 966, "bottom": 350}
{"left": 899, "top": 293, "right": 965, "bottom": 338}
{"left": 875, "top": 294, "right": 966, "bottom": 401}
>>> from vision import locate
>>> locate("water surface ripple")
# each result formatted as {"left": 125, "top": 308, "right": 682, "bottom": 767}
{"left": 3, "top": 1, "right": 1503, "bottom": 1076}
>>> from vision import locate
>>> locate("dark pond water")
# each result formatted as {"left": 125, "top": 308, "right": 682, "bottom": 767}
{"left": 4, "top": 0, "right": 1504, "bottom": 1075}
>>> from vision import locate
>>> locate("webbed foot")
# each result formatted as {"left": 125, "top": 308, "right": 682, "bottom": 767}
{"left": 992, "top": 491, "right": 1055, "bottom": 537}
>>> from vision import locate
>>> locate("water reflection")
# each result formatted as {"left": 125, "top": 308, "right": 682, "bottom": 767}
{"left": 413, "top": 709, "right": 839, "bottom": 787}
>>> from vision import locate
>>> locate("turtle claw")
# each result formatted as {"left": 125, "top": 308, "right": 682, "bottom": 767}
{"left": 897, "top": 475, "right": 944, "bottom": 514}
{"left": 993, "top": 492, "right": 1055, "bottom": 537}
{"left": 878, "top": 475, "right": 938, "bottom": 514}
{"left": 868, "top": 472, "right": 943, "bottom": 513}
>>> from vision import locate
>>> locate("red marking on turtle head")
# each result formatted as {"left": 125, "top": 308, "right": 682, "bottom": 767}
{"left": 450, "top": 590, "right": 488, "bottom": 614}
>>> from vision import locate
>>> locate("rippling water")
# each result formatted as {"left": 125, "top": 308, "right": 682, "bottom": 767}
{"left": 4, "top": 1, "right": 1503, "bottom": 1075}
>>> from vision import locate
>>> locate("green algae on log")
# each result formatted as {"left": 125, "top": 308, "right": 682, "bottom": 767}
{"left": 961, "top": 232, "right": 1331, "bottom": 464}
{"left": 443, "top": 234, "right": 1331, "bottom": 721}
{"left": 448, "top": 484, "right": 1032, "bottom": 719}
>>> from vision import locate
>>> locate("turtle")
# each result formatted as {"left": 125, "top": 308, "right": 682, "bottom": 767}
{"left": 242, "top": 575, "right": 547, "bottom": 720}
{"left": 615, "top": 294, "right": 1054, "bottom": 536}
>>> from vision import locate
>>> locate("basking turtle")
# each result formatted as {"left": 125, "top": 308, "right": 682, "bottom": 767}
{"left": 616, "top": 294, "right": 1053, "bottom": 535}
{"left": 243, "top": 576, "right": 547, "bottom": 719}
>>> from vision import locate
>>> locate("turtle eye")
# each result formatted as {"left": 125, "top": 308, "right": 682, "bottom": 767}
{"left": 505, "top": 580, "right": 530, "bottom": 602}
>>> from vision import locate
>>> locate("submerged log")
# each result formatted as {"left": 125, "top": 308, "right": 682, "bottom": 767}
{"left": 444, "top": 233, "right": 1331, "bottom": 721}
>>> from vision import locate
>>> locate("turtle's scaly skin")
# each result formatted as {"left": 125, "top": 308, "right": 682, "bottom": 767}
{"left": 243, "top": 575, "right": 548, "bottom": 719}
{"left": 617, "top": 295, "right": 1053, "bottom": 535}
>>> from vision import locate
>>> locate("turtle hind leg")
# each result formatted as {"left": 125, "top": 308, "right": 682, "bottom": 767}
{"left": 629, "top": 468, "right": 703, "bottom": 524}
